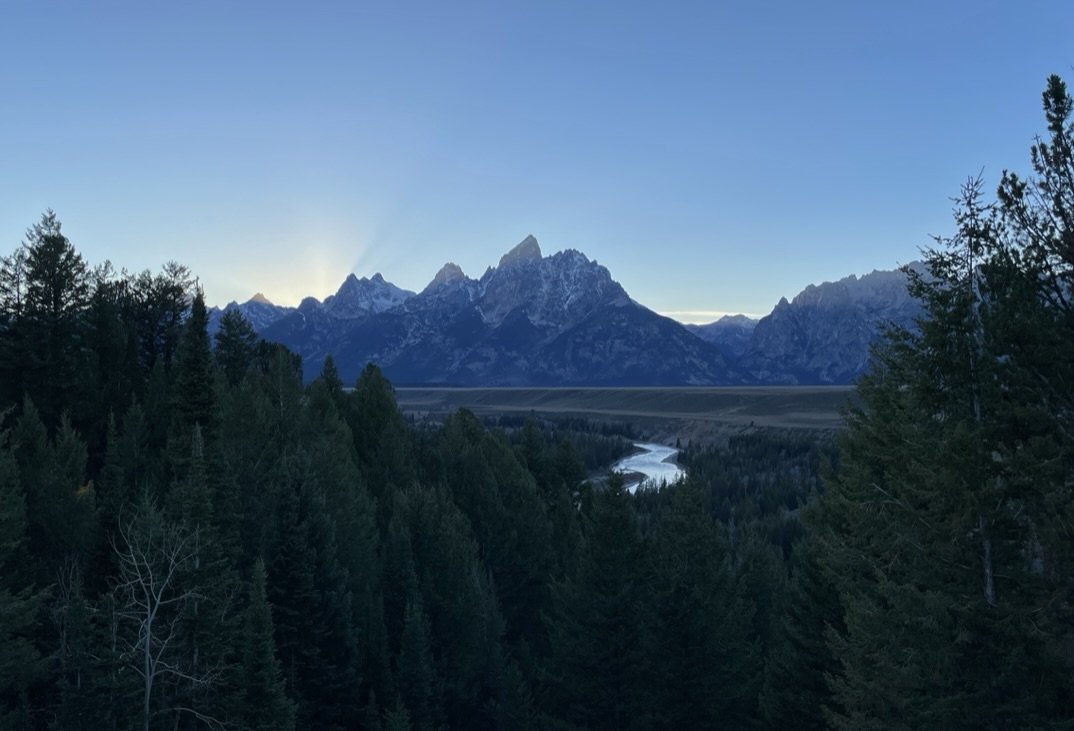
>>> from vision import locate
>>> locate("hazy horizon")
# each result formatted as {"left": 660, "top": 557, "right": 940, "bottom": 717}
{"left": 4, "top": 1, "right": 1073, "bottom": 317}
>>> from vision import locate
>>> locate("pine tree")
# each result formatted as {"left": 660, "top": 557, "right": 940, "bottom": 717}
{"left": 267, "top": 478, "right": 324, "bottom": 725}
{"left": 382, "top": 702, "right": 413, "bottom": 731}
{"left": 169, "top": 288, "right": 216, "bottom": 481}
{"left": 81, "top": 263, "right": 138, "bottom": 455}
{"left": 0, "top": 246, "right": 29, "bottom": 411}
{"left": 396, "top": 484, "right": 509, "bottom": 729}
{"left": 822, "top": 86, "right": 1074, "bottom": 725}
{"left": 299, "top": 382, "right": 384, "bottom": 704}
{"left": 639, "top": 480, "right": 758, "bottom": 728}
{"left": 53, "top": 563, "right": 101, "bottom": 730}
{"left": 168, "top": 426, "right": 243, "bottom": 729}
{"left": 759, "top": 502, "right": 843, "bottom": 730}
{"left": 16, "top": 211, "right": 90, "bottom": 430}
{"left": 347, "top": 363, "right": 415, "bottom": 503}
{"left": 544, "top": 475, "right": 645, "bottom": 730}
{"left": 240, "top": 558, "right": 296, "bottom": 731}
{"left": 214, "top": 308, "right": 258, "bottom": 387}
{"left": 0, "top": 432, "right": 45, "bottom": 727}
{"left": 437, "top": 411, "right": 555, "bottom": 649}
{"left": 267, "top": 463, "right": 360, "bottom": 730}
{"left": 216, "top": 372, "right": 279, "bottom": 568}
{"left": 130, "top": 262, "right": 194, "bottom": 374}
{"left": 14, "top": 402, "right": 95, "bottom": 581}
{"left": 396, "top": 594, "right": 436, "bottom": 731}
{"left": 316, "top": 355, "right": 346, "bottom": 415}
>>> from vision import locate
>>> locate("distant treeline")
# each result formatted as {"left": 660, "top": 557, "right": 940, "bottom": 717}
{"left": 1, "top": 75, "right": 1073, "bottom": 730}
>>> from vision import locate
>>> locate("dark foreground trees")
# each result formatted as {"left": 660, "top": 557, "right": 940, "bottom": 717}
{"left": 819, "top": 76, "right": 1074, "bottom": 728}
{"left": 1, "top": 73, "right": 1073, "bottom": 730}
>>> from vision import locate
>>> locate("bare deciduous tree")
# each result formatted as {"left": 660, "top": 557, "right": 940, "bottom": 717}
{"left": 112, "top": 504, "right": 222, "bottom": 731}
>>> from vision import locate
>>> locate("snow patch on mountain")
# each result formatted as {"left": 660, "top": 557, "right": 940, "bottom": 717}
{"left": 322, "top": 272, "right": 415, "bottom": 318}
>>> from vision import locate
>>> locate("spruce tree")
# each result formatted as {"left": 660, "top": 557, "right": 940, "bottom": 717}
{"left": 639, "top": 480, "right": 758, "bottom": 728}
{"left": 267, "top": 463, "right": 360, "bottom": 730}
{"left": 0, "top": 433, "right": 45, "bottom": 727}
{"left": 396, "top": 594, "right": 436, "bottom": 731}
{"left": 17, "top": 211, "right": 90, "bottom": 430}
{"left": 14, "top": 403, "right": 95, "bottom": 582}
{"left": 822, "top": 85, "right": 1074, "bottom": 724}
{"left": 758, "top": 503, "right": 843, "bottom": 729}
{"left": 240, "top": 558, "right": 296, "bottom": 731}
{"left": 214, "top": 308, "right": 258, "bottom": 387}
{"left": 168, "top": 426, "right": 243, "bottom": 728}
{"left": 348, "top": 363, "right": 415, "bottom": 503}
{"left": 0, "top": 246, "right": 29, "bottom": 411}
{"left": 544, "top": 475, "right": 645, "bottom": 730}
{"left": 169, "top": 288, "right": 216, "bottom": 481}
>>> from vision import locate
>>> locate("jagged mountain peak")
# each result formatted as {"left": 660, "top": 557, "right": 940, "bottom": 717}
{"left": 323, "top": 271, "right": 415, "bottom": 318}
{"left": 207, "top": 291, "right": 295, "bottom": 336}
{"left": 739, "top": 266, "right": 920, "bottom": 384}
{"left": 716, "top": 314, "right": 758, "bottom": 326}
{"left": 431, "top": 262, "right": 466, "bottom": 286}
{"left": 791, "top": 266, "right": 922, "bottom": 310}
{"left": 498, "top": 235, "right": 542, "bottom": 268}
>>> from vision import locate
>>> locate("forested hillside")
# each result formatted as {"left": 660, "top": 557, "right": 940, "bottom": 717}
{"left": 0, "top": 214, "right": 817, "bottom": 729}
{"left": 1, "top": 74, "right": 1073, "bottom": 729}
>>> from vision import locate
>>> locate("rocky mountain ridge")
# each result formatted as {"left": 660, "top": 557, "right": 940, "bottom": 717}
{"left": 211, "top": 237, "right": 922, "bottom": 386}
{"left": 734, "top": 266, "right": 922, "bottom": 384}
{"left": 247, "top": 236, "right": 736, "bottom": 386}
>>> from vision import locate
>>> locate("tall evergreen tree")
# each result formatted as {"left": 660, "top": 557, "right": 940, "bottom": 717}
{"left": 267, "top": 461, "right": 360, "bottom": 730}
{"left": 131, "top": 262, "right": 194, "bottom": 374}
{"left": 347, "top": 364, "right": 414, "bottom": 504}
{"left": 240, "top": 558, "right": 296, "bottom": 731}
{"left": 544, "top": 475, "right": 645, "bottom": 730}
{"left": 0, "top": 247, "right": 29, "bottom": 410}
{"left": 214, "top": 308, "right": 258, "bottom": 387}
{"left": 15, "top": 211, "right": 90, "bottom": 430}
{"left": 639, "top": 480, "right": 758, "bottom": 728}
{"left": 821, "top": 80, "right": 1074, "bottom": 726}
{"left": 0, "top": 432, "right": 45, "bottom": 728}
{"left": 168, "top": 426, "right": 242, "bottom": 729}
{"left": 437, "top": 410, "right": 555, "bottom": 649}
{"left": 758, "top": 501, "right": 843, "bottom": 729}
{"left": 169, "top": 288, "right": 216, "bottom": 480}
{"left": 396, "top": 594, "right": 437, "bottom": 731}
{"left": 13, "top": 401, "right": 95, "bottom": 582}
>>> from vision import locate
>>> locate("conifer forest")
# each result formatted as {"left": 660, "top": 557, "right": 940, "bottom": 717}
{"left": 1, "top": 77, "right": 1074, "bottom": 730}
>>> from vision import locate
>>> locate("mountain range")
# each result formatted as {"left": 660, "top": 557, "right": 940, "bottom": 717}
{"left": 209, "top": 236, "right": 922, "bottom": 386}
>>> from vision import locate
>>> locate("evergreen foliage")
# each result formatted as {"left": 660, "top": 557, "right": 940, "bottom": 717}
{"left": 213, "top": 308, "right": 258, "bottom": 387}
{"left": 0, "top": 73, "right": 1072, "bottom": 728}
{"left": 239, "top": 558, "right": 295, "bottom": 731}
{"left": 545, "top": 474, "right": 646, "bottom": 730}
{"left": 819, "top": 77, "right": 1074, "bottom": 727}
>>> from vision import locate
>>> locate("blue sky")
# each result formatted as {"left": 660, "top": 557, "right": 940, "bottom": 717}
{"left": 2, "top": 1, "right": 1072, "bottom": 321}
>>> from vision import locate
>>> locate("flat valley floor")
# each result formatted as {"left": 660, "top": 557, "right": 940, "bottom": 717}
{"left": 395, "top": 386, "right": 855, "bottom": 440}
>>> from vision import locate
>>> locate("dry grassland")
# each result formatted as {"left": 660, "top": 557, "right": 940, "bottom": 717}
{"left": 395, "top": 386, "right": 854, "bottom": 436}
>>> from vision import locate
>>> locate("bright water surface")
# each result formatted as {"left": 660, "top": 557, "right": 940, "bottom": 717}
{"left": 613, "top": 442, "right": 686, "bottom": 493}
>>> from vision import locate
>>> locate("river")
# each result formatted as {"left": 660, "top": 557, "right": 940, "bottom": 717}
{"left": 613, "top": 442, "right": 686, "bottom": 493}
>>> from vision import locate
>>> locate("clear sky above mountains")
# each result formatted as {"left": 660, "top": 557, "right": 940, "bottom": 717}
{"left": 3, "top": 1, "right": 1072, "bottom": 321}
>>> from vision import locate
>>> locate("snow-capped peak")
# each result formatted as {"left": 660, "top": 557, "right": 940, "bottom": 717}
{"left": 323, "top": 272, "right": 415, "bottom": 318}
{"left": 497, "top": 235, "right": 542, "bottom": 268}
{"left": 249, "top": 292, "right": 273, "bottom": 305}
